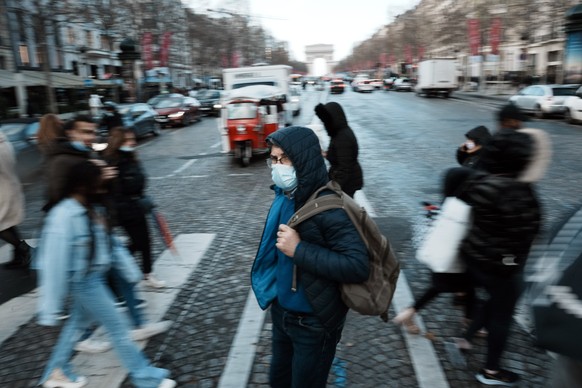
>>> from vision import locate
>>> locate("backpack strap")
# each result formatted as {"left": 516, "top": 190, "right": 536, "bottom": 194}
{"left": 287, "top": 181, "right": 346, "bottom": 291}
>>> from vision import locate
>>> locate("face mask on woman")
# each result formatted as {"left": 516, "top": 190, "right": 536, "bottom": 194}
{"left": 271, "top": 164, "right": 297, "bottom": 191}
{"left": 119, "top": 146, "right": 135, "bottom": 152}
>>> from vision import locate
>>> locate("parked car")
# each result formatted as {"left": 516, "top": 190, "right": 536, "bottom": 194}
{"left": 383, "top": 77, "right": 397, "bottom": 90}
{"left": 116, "top": 103, "right": 162, "bottom": 138}
{"left": 288, "top": 87, "right": 302, "bottom": 116}
{"left": 153, "top": 96, "right": 202, "bottom": 127}
{"left": 370, "top": 79, "right": 383, "bottom": 90}
{"left": 0, "top": 118, "right": 41, "bottom": 184}
{"left": 146, "top": 93, "right": 184, "bottom": 107}
{"left": 509, "top": 84, "right": 579, "bottom": 118}
{"left": 392, "top": 78, "right": 413, "bottom": 91}
{"left": 353, "top": 79, "right": 374, "bottom": 93}
{"left": 330, "top": 79, "right": 346, "bottom": 94}
{"left": 196, "top": 89, "right": 223, "bottom": 116}
{"left": 563, "top": 85, "right": 582, "bottom": 123}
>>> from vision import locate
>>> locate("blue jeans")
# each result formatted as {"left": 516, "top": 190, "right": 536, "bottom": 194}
{"left": 269, "top": 300, "right": 344, "bottom": 388}
{"left": 40, "top": 271, "right": 168, "bottom": 388}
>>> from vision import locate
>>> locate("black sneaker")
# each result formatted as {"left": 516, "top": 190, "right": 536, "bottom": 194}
{"left": 476, "top": 369, "right": 519, "bottom": 386}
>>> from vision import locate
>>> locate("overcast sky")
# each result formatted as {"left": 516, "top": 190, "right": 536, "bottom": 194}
{"left": 247, "top": 0, "right": 422, "bottom": 62}
{"left": 185, "top": 0, "right": 422, "bottom": 62}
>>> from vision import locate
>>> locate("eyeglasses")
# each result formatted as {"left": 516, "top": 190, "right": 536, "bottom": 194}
{"left": 266, "top": 154, "right": 289, "bottom": 167}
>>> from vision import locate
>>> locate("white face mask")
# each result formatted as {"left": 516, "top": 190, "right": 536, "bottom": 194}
{"left": 271, "top": 164, "right": 297, "bottom": 191}
{"left": 465, "top": 141, "right": 476, "bottom": 150}
{"left": 120, "top": 146, "right": 135, "bottom": 152}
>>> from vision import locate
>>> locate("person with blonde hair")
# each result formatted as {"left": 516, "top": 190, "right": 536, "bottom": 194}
{"left": 37, "top": 113, "right": 65, "bottom": 155}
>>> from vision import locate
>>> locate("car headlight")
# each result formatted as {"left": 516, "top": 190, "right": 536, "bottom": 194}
{"left": 213, "top": 103, "right": 222, "bottom": 109}
{"left": 168, "top": 111, "right": 185, "bottom": 118}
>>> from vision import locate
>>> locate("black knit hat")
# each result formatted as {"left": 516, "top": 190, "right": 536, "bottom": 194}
{"left": 498, "top": 104, "right": 529, "bottom": 122}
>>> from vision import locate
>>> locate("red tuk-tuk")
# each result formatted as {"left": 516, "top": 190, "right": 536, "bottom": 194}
{"left": 221, "top": 85, "right": 285, "bottom": 166}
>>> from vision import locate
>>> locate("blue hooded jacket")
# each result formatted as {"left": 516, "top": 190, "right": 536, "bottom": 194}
{"left": 251, "top": 126, "right": 369, "bottom": 330}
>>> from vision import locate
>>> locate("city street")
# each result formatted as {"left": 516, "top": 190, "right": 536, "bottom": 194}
{"left": 2, "top": 85, "right": 582, "bottom": 387}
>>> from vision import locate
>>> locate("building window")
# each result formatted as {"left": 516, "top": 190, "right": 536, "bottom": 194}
{"left": 0, "top": 56, "right": 5, "bottom": 70}
{"left": 86, "top": 30, "right": 93, "bottom": 48}
{"left": 100, "top": 35, "right": 109, "bottom": 51}
{"left": 19, "top": 45, "right": 29, "bottom": 66}
{"left": 548, "top": 50, "right": 560, "bottom": 62}
{"left": 68, "top": 27, "right": 76, "bottom": 45}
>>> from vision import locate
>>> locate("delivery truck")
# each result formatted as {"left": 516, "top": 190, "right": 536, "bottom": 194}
{"left": 415, "top": 59, "right": 458, "bottom": 98}
{"left": 221, "top": 64, "right": 293, "bottom": 126}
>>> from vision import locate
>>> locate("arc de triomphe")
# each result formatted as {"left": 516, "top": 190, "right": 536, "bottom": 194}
{"left": 305, "top": 44, "right": 337, "bottom": 76}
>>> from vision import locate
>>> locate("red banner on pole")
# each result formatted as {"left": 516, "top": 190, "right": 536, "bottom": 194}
{"left": 142, "top": 32, "right": 153, "bottom": 70}
{"left": 490, "top": 17, "right": 502, "bottom": 55}
{"left": 159, "top": 31, "right": 172, "bottom": 67}
{"left": 467, "top": 19, "right": 480, "bottom": 56}
{"left": 404, "top": 45, "right": 413, "bottom": 64}
{"left": 417, "top": 46, "right": 425, "bottom": 61}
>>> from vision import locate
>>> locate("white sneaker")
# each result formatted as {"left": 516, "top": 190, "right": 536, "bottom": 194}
{"left": 74, "top": 338, "right": 112, "bottom": 353}
{"left": 131, "top": 320, "right": 173, "bottom": 341}
{"left": 143, "top": 274, "right": 166, "bottom": 288}
{"left": 158, "top": 378, "right": 177, "bottom": 388}
{"left": 43, "top": 368, "right": 87, "bottom": 388}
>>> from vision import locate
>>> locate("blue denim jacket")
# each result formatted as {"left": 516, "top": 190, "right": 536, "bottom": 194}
{"left": 37, "top": 198, "right": 142, "bottom": 326}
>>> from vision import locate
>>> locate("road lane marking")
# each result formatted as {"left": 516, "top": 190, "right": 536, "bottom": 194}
{"left": 218, "top": 288, "right": 266, "bottom": 388}
{"left": 149, "top": 159, "right": 197, "bottom": 180}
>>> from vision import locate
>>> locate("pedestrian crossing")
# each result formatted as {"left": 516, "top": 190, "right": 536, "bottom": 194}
{"left": 0, "top": 233, "right": 214, "bottom": 388}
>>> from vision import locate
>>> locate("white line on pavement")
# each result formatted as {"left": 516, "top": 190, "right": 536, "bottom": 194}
{"left": 149, "top": 159, "right": 197, "bottom": 180}
{"left": 218, "top": 288, "right": 266, "bottom": 388}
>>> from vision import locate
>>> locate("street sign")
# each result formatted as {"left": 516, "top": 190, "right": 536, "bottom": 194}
{"left": 84, "top": 79, "right": 94, "bottom": 87}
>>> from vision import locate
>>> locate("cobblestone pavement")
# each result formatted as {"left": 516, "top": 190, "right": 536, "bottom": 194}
{"left": 1, "top": 87, "right": 580, "bottom": 387}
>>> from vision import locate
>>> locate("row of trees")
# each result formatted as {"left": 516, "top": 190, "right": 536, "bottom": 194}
{"left": 4, "top": 0, "right": 306, "bottom": 113}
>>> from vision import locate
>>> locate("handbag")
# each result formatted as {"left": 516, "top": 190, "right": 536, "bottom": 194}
{"left": 416, "top": 196, "right": 471, "bottom": 273}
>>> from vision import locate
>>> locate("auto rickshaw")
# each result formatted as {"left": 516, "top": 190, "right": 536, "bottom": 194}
{"left": 221, "top": 85, "right": 285, "bottom": 166}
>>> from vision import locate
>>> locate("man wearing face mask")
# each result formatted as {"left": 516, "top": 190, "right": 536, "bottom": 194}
{"left": 251, "top": 126, "right": 369, "bottom": 388}
{"left": 456, "top": 125, "right": 492, "bottom": 168}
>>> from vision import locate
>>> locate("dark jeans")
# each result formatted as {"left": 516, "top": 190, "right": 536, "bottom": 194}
{"left": 414, "top": 273, "right": 476, "bottom": 319}
{"left": 269, "top": 301, "right": 344, "bottom": 388}
{"left": 120, "top": 214, "right": 152, "bottom": 275}
{"left": 463, "top": 266, "right": 524, "bottom": 370}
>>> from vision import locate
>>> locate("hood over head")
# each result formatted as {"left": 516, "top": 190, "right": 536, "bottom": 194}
{"left": 314, "top": 102, "right": 348, "bottom": 136}
{"left": 266, "top": 126, "right": 329, "bottom": 208}
{"left": 478, "top": 128, "right": 551, "bottom": 183}
{"left": 465, "top": 125, "right": 492, "bottom": 145}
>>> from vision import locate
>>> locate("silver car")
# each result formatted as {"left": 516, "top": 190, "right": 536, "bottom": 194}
{"left": 508, "top": 84, "right": 578, "bottom": 118}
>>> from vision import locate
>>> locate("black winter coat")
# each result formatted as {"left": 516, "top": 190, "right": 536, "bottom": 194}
{"left": 315, "top": 102, "right": 363, "bottom": 196}
{"left": 106, "top": 151, "right": 147, "bottom": 224}
{"left": 263, "top": 126, "right": 369, "bottom": 330}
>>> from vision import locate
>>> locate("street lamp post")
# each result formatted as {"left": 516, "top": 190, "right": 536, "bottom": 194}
{"left": 118, "top": 38, "right": 140, "bottom": 102}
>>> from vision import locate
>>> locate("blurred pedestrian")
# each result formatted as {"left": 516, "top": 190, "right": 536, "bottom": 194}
{"left": 251, "top": 126, "right": 369, "bottom": 387}
{"left": 36, "top": 160, "right": 175, "bottom": 388}
{"left": 37, "top": 113, "right": 65, "bottom": 156}
{"left": 456, "top": 125, "right": 492, "bottom": 168}
{"left": 104, "top": 127, "right": 165, "bottom": 288}
{"left": 100, "top": 102, "right": 123, "bottom": 134}
{"left": 393, "top": 167, "right": 478, "bottom": 334}
{"left": 498, "top": 104, "right": 528, "bottom": 131}
{"left": 314, "top": 102, "right": 363, "bottom": 197}
{"left": 0, "top": 132, "right": 32, "bottom": 270}
{"left": 452, "top": 127, "right": 551, "bottom": 386}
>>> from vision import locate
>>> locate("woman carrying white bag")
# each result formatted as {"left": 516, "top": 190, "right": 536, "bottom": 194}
{"left": 393, "top": 167, "right": 480, "bottom": 334}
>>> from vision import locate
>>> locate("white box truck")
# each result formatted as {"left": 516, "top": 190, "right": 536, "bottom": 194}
{"left": 415, "top": 59, "right": 458, "bottom": 98}
{"left": 221, "top": 64, "right": 293, "bottom": 125}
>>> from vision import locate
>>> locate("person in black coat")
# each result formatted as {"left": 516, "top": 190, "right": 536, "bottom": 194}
{"left": 314, "top": 102, "right": 363, "bottom": 197}
{"left": 453, "top": 127, "right": 552, "bottom": 386}
{"left": 100, "top": 102, "right": 124, "bottom": 133}
{"left": 251, "top": 126, "right": 368, "bottom": 388}
{"left": 456, "top": 125, "right": 492, "bottom": 168}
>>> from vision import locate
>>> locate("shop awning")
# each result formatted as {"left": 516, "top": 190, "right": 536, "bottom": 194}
{"left": 0, "top": 69, "right": 19, "bottom": 88}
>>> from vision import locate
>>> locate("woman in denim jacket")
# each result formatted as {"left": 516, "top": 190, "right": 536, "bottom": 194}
{"left": 36, "top": 160, "right": 175, "bottom": 388}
